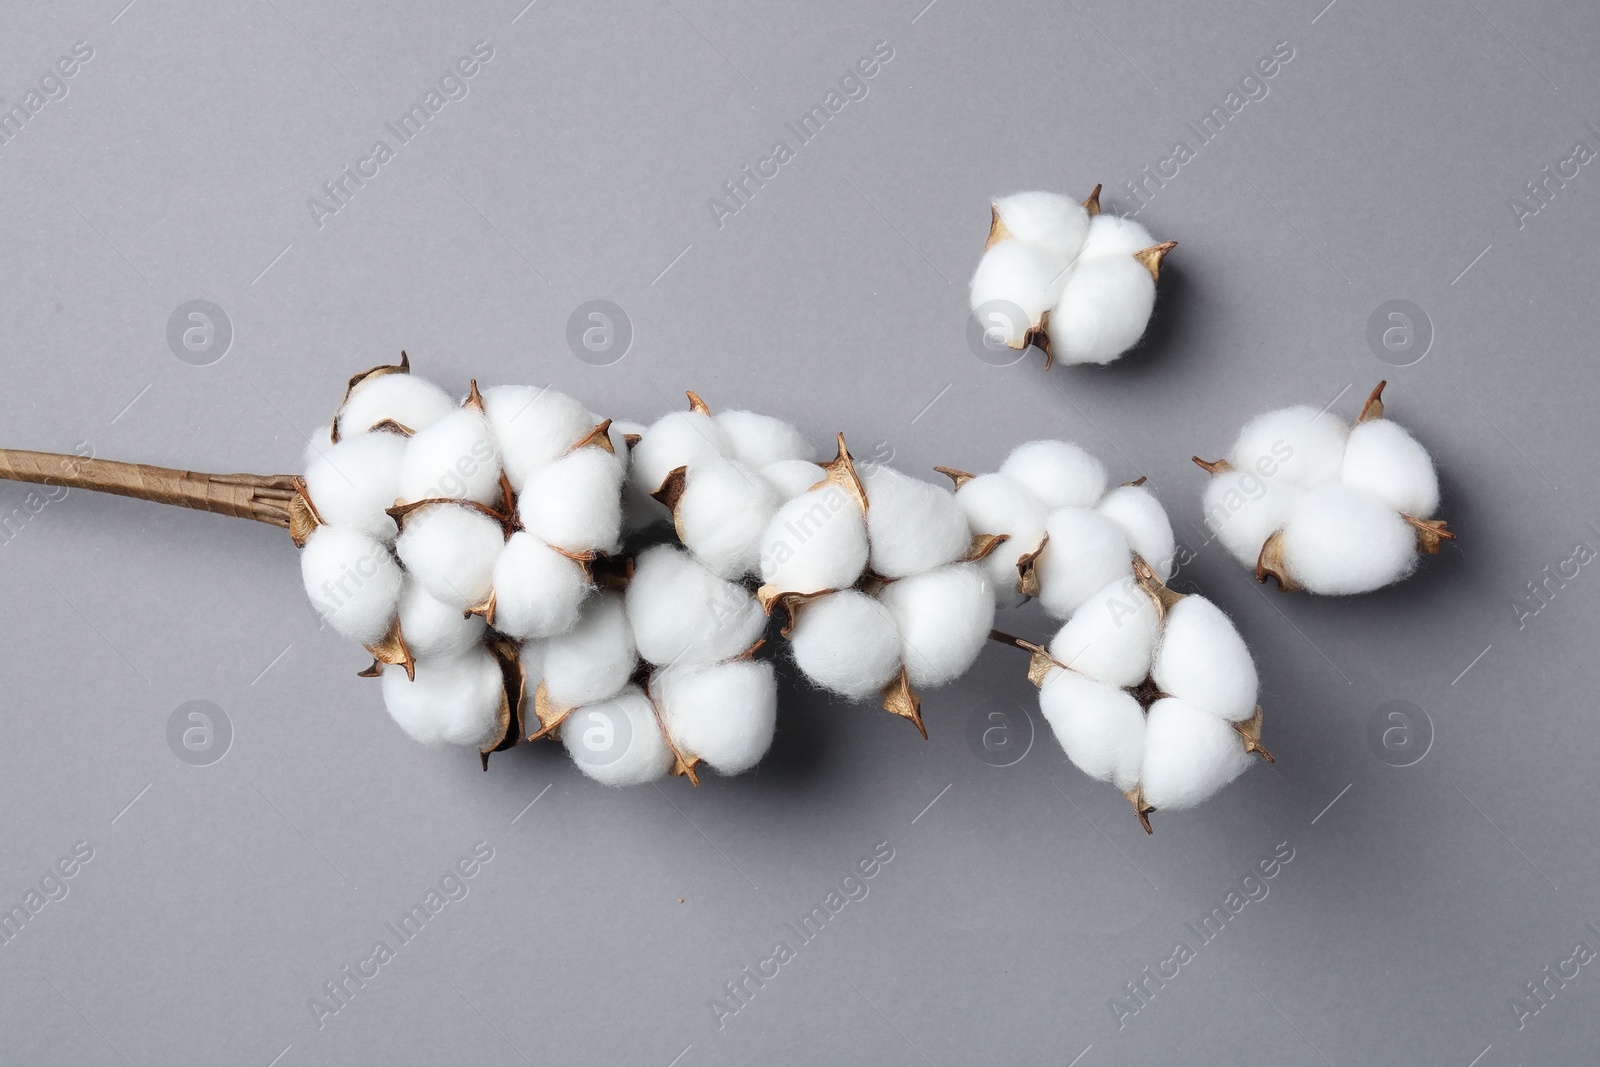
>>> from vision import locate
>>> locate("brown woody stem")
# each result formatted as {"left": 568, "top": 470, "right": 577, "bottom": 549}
{"left": 0, "top": 448, "right": 298, "bottom": 529}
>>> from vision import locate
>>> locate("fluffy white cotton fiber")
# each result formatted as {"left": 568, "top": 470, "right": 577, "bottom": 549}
{"left": 397, "top": 409, "right": 502, "bottom": 506}
{"left": 653, "top": 659, "right": 778, "bottom": 775}
{"left": 969, "top": 241, "right": 1066, "bottom": 345}
{"left": 337, "top": 373, "right": 456, "bottom": 439}
{"left": 393, "top": 503, "right": 504, "bottom": 610}
{"left": 1095, "top": 484, "right": 1176, "bottom": 580}
{"left": 303, "top": 431, "right": 406, "bottom": 542}
{"left": 992, "top": 191, "right": 1091, "bottom": 261}
{"left": 1151, "top": 597, "right": 1257, "bottom": 722}
{"left": 714, "top": 410, "right": 814, "bottom": 470}
{"left": 1201, "top": 469, "right": 1304, "bottom": 569}
{"left": 481, "top": 385, "right": 596, "bottom": 493}
{"left": 1038, "top": 667, "right": 1145, "bottom": 792}
{"left": 861, "top": 465, "right": 970, "bottom": 579}
{"left": 1202, "top": 391, "right": 1448, "bottom": 596}
{"left": 1340, "top": 419, "right": 1440, "bottom": 518}
{"left": 1048, "top": 255, "right": 1156, "bottom": 366}
{"left": 561, "top": 685, "right": 673, "bottom": 787}
{"left": 759, "top": 487, "right": 870, "bottom": 594}
{"left": 626, "top": 546, "right": 766, "bottom": 667}
{"left": 875, "top": 563, "right": 994, "bottom": 688}
{"left": 1078, "top": 214, "right": 1155, "bottom": 259}
{"left": 1279, "top": 484, "right": 1418, "bottom": 595}
{"left": 300, "top": 525, "right": 403, "bottom": 646}
{"left": 1034, "top": 508, "right": 1134, "bottom": 619}
{"left": 538, "top": 591, "right": 636, "bottom": 708}
{"left": 380, "top": 648, "right": 503, "bottom": 748}
{"left": 675, "top": 456, "right": 782, "bottom": 580}
{"left": 760, "top": 460, "right": 825, "bottom": 502}
{"left": 1140, "top": 698, "right": 1252, "bottom": 811}
{"left": 491, "top": 532, "right": 591, "bottom": 640}
{"left": 630, "top": 410, "right": 729, "bottom": 497}
{"left": 396, "top": 579, "right": 486, "bottom": 660}
{"left": 519, "top": 447, "right": 624, "bottom": 555}
{"left": 787, "top": 590, "right": 902, "bottom": 699}
{"left": 1228, "top": 406, "right": 1348, "bottom": 488}
{"left": 954, "top": 472, "right": 1048, "bottom": 608}
{"left": 1048, "top": 576, "right": 1160, "bottom": 689}
{"left": 1000, "top": 440, "right": 1108, "bottom": 511}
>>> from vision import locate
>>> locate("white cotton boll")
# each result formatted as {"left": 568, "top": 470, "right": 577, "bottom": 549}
{"left": 299, "top": 525, "right": 403, "bottom": 646}
{"left": 303, "top": 431, "right": 406, "bottom": 541}
{"left": 992, "top": 191, "right": 1091, "bottom": 261}
{"left": 393, "top": 504, "right": 504, "bottom": 610}
{"left": 1141, "top": 698, "right": 1252, "bottom": 811}
{"left": 1228, "top": 406, "right": 1348, "bottom": 488}
{"left": 955, "top": 473, "right": 1048, "bottom": 608}
{"left": 788, "top": 590, "right": 902, "bottom": 698}
{"left": 481, "top": 385, "right": 596, "bottom": 493}
{"left": 1095, "top": 484, "right": 1176, "bottom": 579}
{"left": 396, "top": 409, "right": 502, "bottom": 506}
{"left": 625, "top": 546, "right": 766, "bottom": 667}
{"left": 518, "top": 447, "right": 624, "bottom": 555}
{"left": 653, "top": 659, "right": 778, "bottom": 776}
{"left": 715, "top": 410, "right": 815, "bottom": 469}
{"left": 560, "top": 685, "right": 673, "bottom": 787}
{"left": 1047, "top": 255, "right": 1156, "bottom": 366}
{"left": 1279, "top": 484, "right": 1418, "bottom": 595}
{"left": 860, "top": 465, "right": 971, "bottom": 579}
{"left": 968, "top": 241, "right": 1067, "bottom": 346}
{"left": 538, "top": 591, "right": 636, "bottom": 708}
{"left": 337, "top": 373, "right": 457, "bottom": 438}
{"left": 490, "top": 532, "right": 591, "bottom": 640}
{"left": 1151, "top": 596, "right": 1257, "bottom": 722}
{"left": 675, "top": 456, "right": 782, "bottom": 580}
{"left": 303, "top": 428, "right": 335, "bottom": 467}
{"left": 1340, "top": 419, "right": 1440, "bottom": 518}
{"left": 629, "top": 410, "right": 730, "bottom": 497}
{"left": 876, "top": 563, "right": 995, "bottom": 689}
{"left": 380, "top": 649, "right": 504, "bottom": 748}
{"left": 1034, "top": 508, "right": 1133, "bottom": 619}
{"left": 1201, "top": 469, "right": 1305, "bottom": 569}
{"left": 1047, "top": 577, "right": 1160, "bottom": 689}
{"left": 999, "top": 440, "right": 1108, "bottom": 511}
{"left": 759, "top": 486, "right": 870, "bottom": 594}
{"left": 760, "top": 460, "right": 825, "bottom": 502}
{"left": 612, "top": 419, "right": 665, "bottom": 534}
{"left": 1078, "top": 214, "right": 1156, "bottom": 260}
{"left": 1038, "top": 667, "right": 1146, "bottom": 793}
{"left": 396, "top": 579, "right": 486, "bottom": 660}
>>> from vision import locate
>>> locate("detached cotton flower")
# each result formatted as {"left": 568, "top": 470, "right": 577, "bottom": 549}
{"left": 1194, "top": 381, "right": 1454, "bottom": 595}
{"left": 970, "top": 187, "right": 1175, "bottom": 368}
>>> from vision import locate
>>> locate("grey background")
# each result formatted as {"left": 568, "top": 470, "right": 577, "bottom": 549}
{"left": 0, "top": 0, "right": 1595, "bottom": 1063}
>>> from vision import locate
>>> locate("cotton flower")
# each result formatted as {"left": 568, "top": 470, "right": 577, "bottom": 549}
{"left": 756, "top": 434, "right": 996, "bottom": 736}
{"left": 1025, "top": 559, "right": 1271, "bottom": 832}
{"left": 628, "top": 392, "right": 816, "bottom": 580}
{"left": 1194, "top": 382, "right": 1454, "bottom": 595}
{"left": 938, "top": 438, "right": 1176, "bottom": 616}
{"left": 970, "top": 187, "right": 1175, "bottom": 368}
